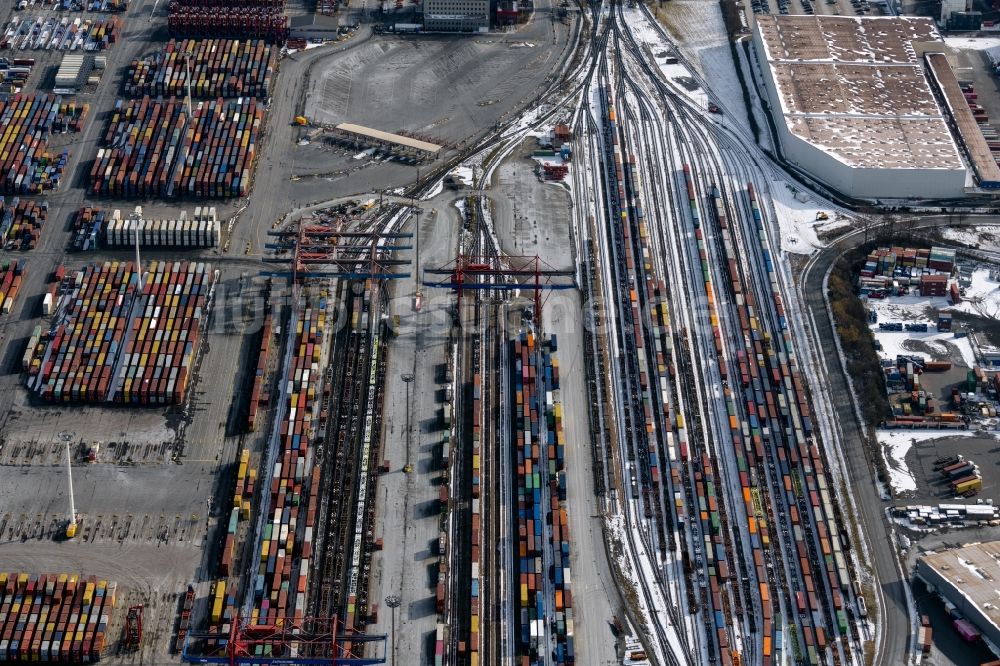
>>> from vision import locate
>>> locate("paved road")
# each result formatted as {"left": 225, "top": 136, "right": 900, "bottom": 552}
{"left": 799, "top": 215, "right": 996, "bottom": 666}
{"left": 227, "top": 27, "right": 378, "bottom": 257}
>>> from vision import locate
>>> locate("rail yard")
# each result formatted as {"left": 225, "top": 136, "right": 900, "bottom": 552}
{"left": 5, "top": 0, "right": 1000, "bottom": 662}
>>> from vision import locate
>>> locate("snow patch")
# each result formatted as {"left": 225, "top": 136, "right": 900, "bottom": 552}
{"left": 768, "top": 180, "right": 843, "bottom": 254}
{"left": 951, "top": 267, "right": 1000, "bottom": 320}
{"left": 879, "top": 429, "right": 920, "bottom": 493}
{"left": 945, "top": 36, "right": 1000, "bottom": 50}
{"left": 940, "top": 226, "right": 1000, "bottom": 249}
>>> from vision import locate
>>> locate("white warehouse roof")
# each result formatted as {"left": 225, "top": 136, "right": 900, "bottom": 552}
{"left": 753, "top": 15, "right": 965, "bottom": 172}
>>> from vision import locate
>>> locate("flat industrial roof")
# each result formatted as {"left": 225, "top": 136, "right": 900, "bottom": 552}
{"left": 335, "top": 123, "right": 442, "bottom": 155}
{"left": 925, "top": 52, "right": 1000, "bottom": 185}
{"left": 755, "top": 15, "right": 965, "bottom": 171}
{"left": 921, "top": 542, "right": 1000, "bottom": 630}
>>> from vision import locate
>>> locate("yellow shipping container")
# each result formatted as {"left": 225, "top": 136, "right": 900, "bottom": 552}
{"left": 211, "top": 597, "right": 224, "bottom": 624}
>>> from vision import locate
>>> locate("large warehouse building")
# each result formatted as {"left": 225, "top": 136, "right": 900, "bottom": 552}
{"left": 752, "top": 15, "right": 982, "bottom": 199}
{"left": 917, "top": 541, "right": 1000, "bottom": 650}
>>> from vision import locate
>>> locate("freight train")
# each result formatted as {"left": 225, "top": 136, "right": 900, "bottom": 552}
{"left": 600, "top": 82, "right": 736, "bottom": 665}
{"left": 708, "top": 180, "right": 856, "bottom": 663}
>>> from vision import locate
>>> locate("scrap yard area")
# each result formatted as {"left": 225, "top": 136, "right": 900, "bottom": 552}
{"left": 8, "top": 0, "right": 1000, "bottom": 661}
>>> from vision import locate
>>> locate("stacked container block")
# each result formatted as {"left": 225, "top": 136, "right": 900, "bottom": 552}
{"left": 90, "top": 96, "right": 262, "bottom": 199}
{"left": 127, "top": 40, "right": 277, "bottom": 99}
{"left": 0, "top": 198, "right": 47, "bottom": 250}
{"left": 510, "top": 332, "right": 575, "bottom": 664}
{"left": 250, "top": 299, "right": 324, "bottom": 627}
{"left": 26, "top": 260, "right": 213, "bottom": 405}
{"left": 167, "top": 5, "right": 289, "bottom": 44}
{"left": 0, "top": 260, "right": 27, "bottom": 315}
{"left": 0, "top": 94, "right": 83, "bottom": 194}
{"left": 0, "top": 572, "right": 116, "bottom": 663}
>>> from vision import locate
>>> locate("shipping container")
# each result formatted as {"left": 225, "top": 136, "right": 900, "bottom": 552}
{"left": 91, "top": 96, "right": 263, "bottom": 199}
{"left": 127, "top": 39, "right": 277, "bottom": 99}
{"left": 26, "top": 260, "right": 213, "bottom": 405}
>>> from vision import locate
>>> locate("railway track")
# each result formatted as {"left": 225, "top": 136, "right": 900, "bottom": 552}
{"left": 571, "top": 3, "right": 871, "bottom": 665}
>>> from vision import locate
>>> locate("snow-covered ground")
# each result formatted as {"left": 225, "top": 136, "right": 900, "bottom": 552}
{"left": 768, "top": 180, "right": 843, "bottom": 254}
{"left": 867, "top": 293, "right": 978, "bottom": 367}
{"left": 952, "top": 267, "right": 1000, "bottom": 320}
{"left": 941, "top": 226, "right": 1000, "bottom": 248}
{"left": 879, "top": 429, "right": 923, "bottom": 493}
{"left": 878, "top": 429, "right": 980, "bottom": 495}
{"left": 623, "top": 2, "right": 753, "bottom": 137}
{"left": 450, "top": 165, "right": 474, "bottom": 186}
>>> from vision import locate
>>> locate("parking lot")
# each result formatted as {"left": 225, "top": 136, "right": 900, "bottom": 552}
{"left": 748, "top": 0, "right": 888, "bottom": 19}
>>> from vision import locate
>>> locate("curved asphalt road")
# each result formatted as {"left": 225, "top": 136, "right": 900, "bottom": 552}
{"left": 800, "top": 215, "right": 998, "bottom": 666}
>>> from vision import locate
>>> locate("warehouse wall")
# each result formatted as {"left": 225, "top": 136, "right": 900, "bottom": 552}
{"left": 916, "top": 558, "right": 1000, "bottom": 650}
{"left": 750, "top": 27, "right": 967, "bottom": 200}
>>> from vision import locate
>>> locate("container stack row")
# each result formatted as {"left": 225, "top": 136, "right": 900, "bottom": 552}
{"left": 169, "top": 0, "right": 285, "bottom": 6}
{"left": 540, "top": 335, "right": 574, "bottom": 664}
{"left": 0, "top": 94, "right": 81, "bottom": 194}
{"left": 72, "top": 207, "right": 220, "bottom": 250}
{"left": 249, "top": 299, "right": 325, "bottom": 628}
{"left": 22, "top": 324, "right": 43, "bottom": 372}
{"left": 167, "top": 8, "right": 289, "bottom": 43}
{"left": 0, "top": 198, "right": 47, "bottom": 250}
{"left": 247, "top": 312, "right": 273, "bottom": 431}
{"left": 0, "top": 58, "right": 35, "bottom": 95}
{"left": 468, "top": 370, "right": 481, "bottom": 666}
{"left": 105, "top": 216, "right": 221, "bottom": 248}
{"left": 220, "top": 446, "right": 254, "bottom": 576}
{"left": 510, "top": 332, "right": 574, "bottom": 664}
{"left": 200, "top": 580, "right": 238, "bottom": 655}
{"left": 57, "top": 0, "right": 131, "bottom": 12}
{"left": 0, "top": 260, "right": 27, "bottom": 315}
{"left": 91, "top": 96, "right": 262, "bottom": 199}
{"left": 0, "top": 16, "right": 121, "bottom": 52}
{"left": 26, "top": 260, "right": 213, "bottom": 405}
{"left": 0, "top": 572, "right": 116, "bottom": 663}
{"left": 127, "top": 39, "right": 277, "bottom": 99}
{"left": 71, "top": 207, "right": 113, "bottom": 252}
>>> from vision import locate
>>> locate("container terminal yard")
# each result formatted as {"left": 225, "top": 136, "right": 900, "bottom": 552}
{"left": 5, "top": 0, "right": 1000, "bottom": 663}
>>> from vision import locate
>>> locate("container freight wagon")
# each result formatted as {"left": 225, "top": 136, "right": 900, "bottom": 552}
{"left": 0, "top": 94, "right": 86, "bottom": 194}
{"left": 167, "top": 8, "right": 289, "bottom": 44}
{"left": 126, "top": 39, "right": 277, "bottom": 99}
{"left": 91, "top": 96, "right": 263, "bottom": 199}
{"left": 246, "top": 310, "right": 273, "bottom": 432}
{"left": 248, "top": 299, "right": 325, "bottom": 627}
{"left": 0, "top": 572, "right": 117, "bottom": 662}
{"left": 25, "top": 260, "right": 214, "bottom": 405}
